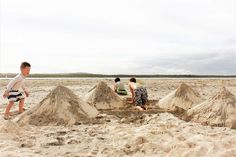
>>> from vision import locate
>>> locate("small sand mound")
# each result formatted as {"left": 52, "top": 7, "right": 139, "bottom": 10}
{"left": 123, "top": 136, "right": 149, "bottom": 155}
{"left": 17, "top": 86, "right": 99, "bottom": 126}
{"left": 157, "top": 83, "right": 201, "bottom": 112}
{"left": 187, "top": 87, "right": 236, "bottom": 129}
{"left": 84, "top": 81, "right": 124, "bottom": 109}
{"left": 0, "top": 120, "right": 22, "bottom": 135}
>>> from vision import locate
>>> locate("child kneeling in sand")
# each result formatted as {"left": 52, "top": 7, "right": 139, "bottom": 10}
{"left": 114, "top": 77, "right": 127, "bottom": 95}
{"left": 2, "top": 62, "right": 31, "bottom": 119}
{"left": 128, "top": 77, "right": 148, "bottom": 111}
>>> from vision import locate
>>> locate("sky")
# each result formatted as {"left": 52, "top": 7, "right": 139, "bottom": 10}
{"left": 0, "top": 0, "right": 235, "bottom": 74}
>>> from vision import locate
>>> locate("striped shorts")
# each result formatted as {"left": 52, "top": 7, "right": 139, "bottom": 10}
{"left": 7, "top": 90, "right": 25, "bottom": 102}
{"left": 134, "top": 87, "right": 148, "bottom": 106}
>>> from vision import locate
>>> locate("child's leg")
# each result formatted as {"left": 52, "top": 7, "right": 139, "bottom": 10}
{"left": 19, "top": 98, "right": 25, "bottom": 113}
{"left": 4, "top": 101, "right": 14, "bottom": 118}
{"left": 134, "top": 89, "right": 144, "bottom": 111}
{"left": 134, "top": 89, "right": 142, "bottom": 106}
{"left": 141, "top": 88, "right": 148, "bottom": 110}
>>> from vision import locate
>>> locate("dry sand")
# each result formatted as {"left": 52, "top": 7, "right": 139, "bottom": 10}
{"left": 0, "top": 78, "right": 236, "bottom": 157}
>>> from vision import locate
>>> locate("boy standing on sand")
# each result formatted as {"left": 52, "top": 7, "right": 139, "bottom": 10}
{"left": 128, "top": 77, "right": 148, "bottom": 111}
{"left": 2, "top": 62, "right": 31, "bottom": 119}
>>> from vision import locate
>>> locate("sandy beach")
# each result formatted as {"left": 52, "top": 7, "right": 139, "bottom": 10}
{"left": 1, "top": 78, "right": 236, "bottom": 157}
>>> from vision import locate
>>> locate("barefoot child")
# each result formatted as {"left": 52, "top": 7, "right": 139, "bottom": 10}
{"left": 114, "top": 77, "right": 127, "bottom": 95}
{"left": 128, "top": 77, "right": 148, "bottom": 111}
{"left": 2, "top": 62, "right": 31, "bottom": 119}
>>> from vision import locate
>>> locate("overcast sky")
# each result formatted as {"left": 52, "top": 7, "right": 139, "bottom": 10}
{"left": 0, "top": 0, "right": 235, "bottom": 74}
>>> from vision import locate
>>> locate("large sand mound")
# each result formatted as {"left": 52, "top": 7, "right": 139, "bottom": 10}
{"left": 16, "top": 86, "right": 99, "bottom": 126}
{"left": 157, "top": 83, "right": 201, "bottom": 112}
{"left": 84, "top": 81, "right": 124, "bottom": 109}
{"left": 187, "top": 87, "right": 236, "bottom": 129}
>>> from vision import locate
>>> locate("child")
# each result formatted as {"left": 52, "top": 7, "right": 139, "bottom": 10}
{"left": 2, "top": 62, "right": 31, "bottom": 119}
{"left": 128, "top": 77, "right": 148, "bottom": 111}
{"left": 114, "top": 77, "right": 127, "bottom": 95}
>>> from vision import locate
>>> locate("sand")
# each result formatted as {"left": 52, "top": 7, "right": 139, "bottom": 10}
{"left": 16, "top": 85, "right": 98, "bottom": 126}
{"left": 157, "top": 83, "right": 202, "bottom": 112}
{"left": 84, "top": 81, "right": 124, "bottom": 109}
{"left": 187, "top": 87, "right": 236, "bottom": 129}
{"left": 0, "top": 120, "right": 23, "bottom": 135}
{"left": 0, "top": 78, "right": 236, "bottom": 157}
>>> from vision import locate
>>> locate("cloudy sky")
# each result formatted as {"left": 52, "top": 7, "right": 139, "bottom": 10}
{"left": 0, "top": 0, "right": 235, "bottom": 74}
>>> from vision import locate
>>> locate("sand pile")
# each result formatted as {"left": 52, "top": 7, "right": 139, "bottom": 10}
{"left": 0, "top": 120, "right": 22, "bottom": 135}
{"left": 123, "top": 136, "right": 149, "bottom": 155}
{"left": 157, "top": 83, "right": 201, "bottom": 112}
{"left": 17, "top": 85, "right": 99, "bottom": 126}
{"left": 84, "top": 81, "right": 124, "bottom": 109}
{"left": 187, "top": 87, "right": 236, "bottom": 129}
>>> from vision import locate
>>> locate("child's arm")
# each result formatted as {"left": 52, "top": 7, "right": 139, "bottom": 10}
{"left": 6, "top": 77, "right": 19, "bottom": 92}
{"left": 3, "top": 91, "right": 9, "bottom": 98}
{"left": 3, "top": 76, "right": 20, "bottom": 98}
{"left": 3, "top": 75, "right": 21, "bottom": 98}
{"left": 22, "top": 83, "right": 29, "bottom": 97}
{"left": 114, "top": 84, "right": 117, "bottom": 92}
{"left": 128, "top": 83, "right": 135, "bottom": 104}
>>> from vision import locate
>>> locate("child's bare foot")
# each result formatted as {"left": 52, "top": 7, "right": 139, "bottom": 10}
{"left": 141, "top": 105, "right": 147, "bottom": 110}
{"left": 19, "top": 108, "right": 26, "bottom": 114}
{"left": 135, "top": 106, "right": 144, "bottom": 111}
{"left": 3, "top": 114, "right": 11, "bottom": 120}
{"left": 128, "top": 101, "right": 133, "bottom": 104}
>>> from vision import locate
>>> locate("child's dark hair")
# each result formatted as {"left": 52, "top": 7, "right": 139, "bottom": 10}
{"left": 129, "top": 77, "right": 136, "bottom": 83}
{"left": 20, "top": 62, "right": 31, "bottom": 69}
{"left": 115, "top": 77, "right": 120, "bottom": 83}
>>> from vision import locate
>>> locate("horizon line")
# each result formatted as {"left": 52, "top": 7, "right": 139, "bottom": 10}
{"left": 0, "top": 72, "right": 236, "bottom": 78}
